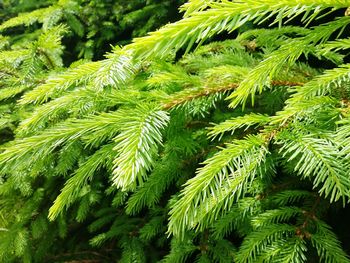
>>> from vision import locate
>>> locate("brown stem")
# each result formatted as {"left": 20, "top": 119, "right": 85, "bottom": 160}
{"left": 36, "top": 48, "right": 55, "bottom": 70}
{"left": 162, "top": 80, "right": 304, "bottom": 110}
{"left": 0, "top": 69, "right": 19, "bottom": 78}
{"left": 296, "top": 196, "right": 321, "bottom": 239}
{"left": 47, "top": 250, "right": 111, "bottom": 261}
{"left": 162, "top": 83, "right": 238, "bottom": 110}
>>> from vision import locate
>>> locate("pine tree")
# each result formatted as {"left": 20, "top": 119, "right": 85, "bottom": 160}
{"left": 2, "top": 0, "right": 350, "bottom": 262}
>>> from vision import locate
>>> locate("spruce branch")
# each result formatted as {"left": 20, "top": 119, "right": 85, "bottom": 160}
{"left": 236, "top": 224, "right": 296, "bottom": 263}
{"left": 112, "top": 105, "right": 169, "bottom": 191}
{"left": 0, "top": 110, "right": 131, "bottom": 168}
{"left": 278, "top": 133, "right": 350, "bottom": 203}
{"left": 48, "top": 143, "right": 115, "bottom": 220}
{"left": 311, "top": 221, "right": 350, "bottom": 263}
{"left": 126, "top": 0, "right": 350, "bottom": 60}
{"left": 208, "top": 113, "right": 271, "bottom": 140}
{"left": 228, "top": 16, "right": 350, "bottom": 108}
{"left": 163, "top": 80, "right": 303, "bottom": 110}
{"left": 0, "top": 6, "right": 60, "bottom": 31}
{"left": 168, "top": 134, "right": 269, "bottom": 237}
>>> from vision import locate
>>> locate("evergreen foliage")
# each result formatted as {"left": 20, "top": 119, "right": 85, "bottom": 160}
{"left": 1, "top": 0, "right": 350, "bottom": 262}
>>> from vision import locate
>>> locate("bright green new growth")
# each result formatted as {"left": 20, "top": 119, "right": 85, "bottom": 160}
{"left": 1, "top": 0, "right": 350, "bottom": 262}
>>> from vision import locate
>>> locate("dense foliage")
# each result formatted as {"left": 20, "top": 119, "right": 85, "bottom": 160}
{"left": 2, "top": 0, "right": 350, "bottom": 262}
